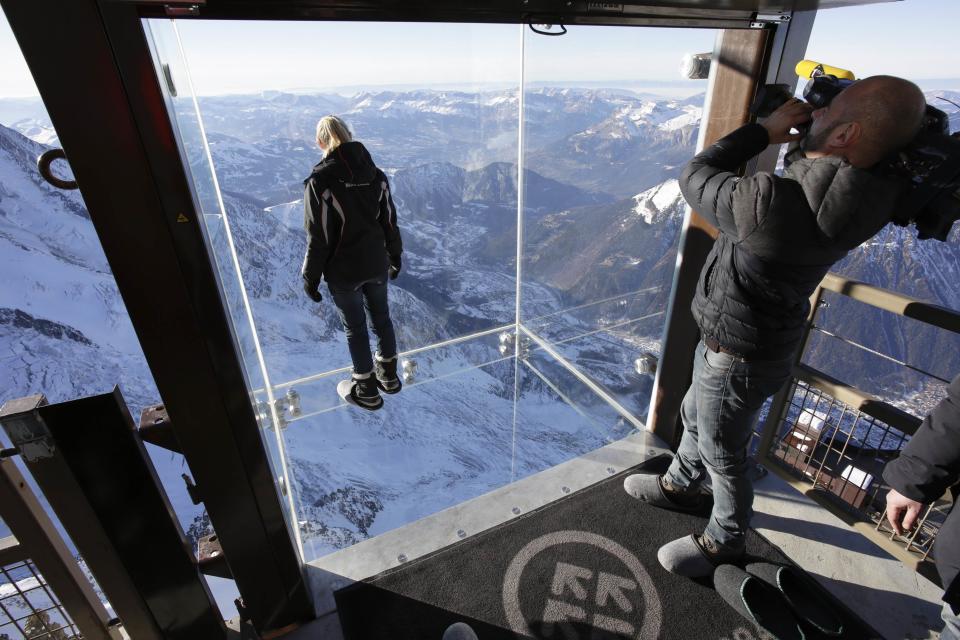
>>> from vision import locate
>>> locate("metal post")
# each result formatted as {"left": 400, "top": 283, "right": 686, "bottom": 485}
{"left": 0, "top": 452, "right": 120, "bottom": 640}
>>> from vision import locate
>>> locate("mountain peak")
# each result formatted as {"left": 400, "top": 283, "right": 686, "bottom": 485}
{"left": 632, "top": 179, "right": 684, "bottom": 224}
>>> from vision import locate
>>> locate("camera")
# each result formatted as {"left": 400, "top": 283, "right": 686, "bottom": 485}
{"left": 750, "top": 61, "right": 960, "bottom": 241}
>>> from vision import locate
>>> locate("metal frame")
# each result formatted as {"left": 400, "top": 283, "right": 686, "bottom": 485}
{"left": 0, "top": 390, "right": 227, "bottom": 640}
{"left": 0, "top": 1, "right": 314, "bottom": 634}
{"left": 0, "top": 453, "right": 120, "bottom": 640}
{"left": 122, "top": 0, "right": 896, "bottom": 23}
{"left": 754, "top": 271, "right": 960, "bottom": 582}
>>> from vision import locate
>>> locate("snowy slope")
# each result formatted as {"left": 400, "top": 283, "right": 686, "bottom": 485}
{"left": 3, "top": 84, "right": 960, "bottom": 568}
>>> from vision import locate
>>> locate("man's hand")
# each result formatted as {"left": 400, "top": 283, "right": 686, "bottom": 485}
{"left": 388, "top": 254, "right": 402, "bottom": 280}
{"left": 303, "top": 278, "right": 323, "bottom": 303}
{"left": 885, "top": 488, "right": 925, "bottom": 536}
{"left": 761, "top": 98, "right": 813, "bottom": 145}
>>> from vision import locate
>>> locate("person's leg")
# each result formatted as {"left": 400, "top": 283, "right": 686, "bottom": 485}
{"left": 658, "top": 348, "right": 791, "bottom": 575}
{"left": 361, "top": 279, "right": 397, "bottom": 360}
{"left": 941, "top": 601, "right": 960, "bottom": 640}
{"left": 625, "top": 341, "right": 709, "bottom": 510}
{"left": 329, "top": 283, "right": 375, "bottom": 376}
{"left": 935, "top": 503, "right": 960, "bottom": 639}
{"left": 697, "top": 350, "right": 791, "bottom": 549}
{"left": 664, "top": 340, "right": 709, "bottom": 491}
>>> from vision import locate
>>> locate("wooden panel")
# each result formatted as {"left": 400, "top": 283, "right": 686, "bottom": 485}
{"left": 647, "top": 28, "right": 770, "bottom": 446}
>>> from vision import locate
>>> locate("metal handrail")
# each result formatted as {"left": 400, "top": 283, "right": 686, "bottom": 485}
{"left": 753, "top": 271, "right": 960, "bottom": 578}
{"left": 0, "top": 453, "right": 121, "bottom": 640}
{"left": 820, "top": 272, "right": 960, "bottom": 336}
{"left": 791, "top": 363, "right": 923, "bottom": 438}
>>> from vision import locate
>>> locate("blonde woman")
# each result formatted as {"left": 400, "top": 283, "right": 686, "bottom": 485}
{"left": 302, "top": 115, "right": 403, "bottom": 411}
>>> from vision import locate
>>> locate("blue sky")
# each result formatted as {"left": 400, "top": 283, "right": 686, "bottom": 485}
{"left": 2, "top": 0, "right": 959, "bottom": 98}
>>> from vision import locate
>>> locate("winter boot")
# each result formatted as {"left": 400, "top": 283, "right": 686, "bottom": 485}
{"left": 337, "top": 372, "right": 383, "bottom": 411}
{"left": 374, "top": 354, "right": 402, "bottom": 394}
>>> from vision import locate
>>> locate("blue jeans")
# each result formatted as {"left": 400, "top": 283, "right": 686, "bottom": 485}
{"left": 665, "top": 340, "right": 793, "bottom": 548}
{"left": 328, "top": 279, "right": 398, "bottom": 375}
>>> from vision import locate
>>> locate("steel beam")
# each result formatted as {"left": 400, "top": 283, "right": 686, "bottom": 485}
{"left": 119, "top": 0, "right": 895, "bottom": 24}
{"left": 0, "top": 391, "right": 227, "bottom": 639}
{"left": 0, "top": 452, "right": 119, "bottom": 640}
{"left": 0, "top": 0, "right": 313, "bottom": 633}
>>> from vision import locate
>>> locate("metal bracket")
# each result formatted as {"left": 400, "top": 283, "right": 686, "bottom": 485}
{"left": 0, "top": 395, "right": 54, "bottom": 462}
{"left": 182, "top": 473, "right": 202, "bottom": 505}
{"left": 260, "top": 389, "right": 301, "bottom": 431}
{"left": 137, "top": 404, "right": 182, "bottom": 454}
{"left": 750, "top": 11, "right": 790, "bottom": 28}
{"left": 197, "top": 533, "right": 232, "bottom": 579}
{"left": 165, "top": 5, "right": 201, "bottom": 17}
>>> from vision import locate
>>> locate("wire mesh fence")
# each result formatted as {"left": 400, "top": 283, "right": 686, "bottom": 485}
{"left": 0, "top": 560, "right": 80, "bottom": 640}
{"left": 752, "top": 377, "right": 948, "bottom": 560}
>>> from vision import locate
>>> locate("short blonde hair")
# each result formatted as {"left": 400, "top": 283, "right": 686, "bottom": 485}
{"left": 316, "top": 115, "right": 353, "bottom": 154}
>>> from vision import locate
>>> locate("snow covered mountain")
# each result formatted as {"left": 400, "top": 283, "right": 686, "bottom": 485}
{"left": 2, "top": 85, "right": 959, "bottom": 565}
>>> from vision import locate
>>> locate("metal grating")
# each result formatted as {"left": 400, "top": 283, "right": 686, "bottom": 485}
{"left": 754, "top": 379, "right": 945, "bottom": 558}
{"left": 0, "top": 560, "right": 80, "bottom": 640}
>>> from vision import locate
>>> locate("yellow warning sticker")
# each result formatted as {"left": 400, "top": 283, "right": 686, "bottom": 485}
{"left": 176, "top": 213, "right": 190, "bottom": 223}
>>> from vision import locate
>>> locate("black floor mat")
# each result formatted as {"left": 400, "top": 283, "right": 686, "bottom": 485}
{"left": 335, "top": 455, "right": 879, "bottom": 640}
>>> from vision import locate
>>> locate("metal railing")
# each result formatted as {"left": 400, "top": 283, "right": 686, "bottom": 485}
{"left": 753, "top": 272, "right": 960, "bottom": 577}
{"left": 0, "top": 453, "right": 122, "bottom": 640}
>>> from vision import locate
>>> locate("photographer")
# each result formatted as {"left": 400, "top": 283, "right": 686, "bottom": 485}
{"left": 624, "top": 76, "right": 928, "bottom": 577}
{"left": 884, "top": 374, "right": 960, "bottom": 639}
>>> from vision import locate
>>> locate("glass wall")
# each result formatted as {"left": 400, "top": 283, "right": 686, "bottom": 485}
{"left": 143, "top": 17, "right": 716, "bottom": 564}
{"left": 154, "top": 19, "right": 523, "bottom": 390}
{"left": 519, "top": 25, "right": 714, "bottom": 421}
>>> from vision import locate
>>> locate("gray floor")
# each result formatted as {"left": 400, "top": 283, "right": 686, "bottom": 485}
{"left": 284, "top": 433, "right": 945, "bottom": 640}
{"left": 752, "top": 472, "right": 945, "bottom": 639}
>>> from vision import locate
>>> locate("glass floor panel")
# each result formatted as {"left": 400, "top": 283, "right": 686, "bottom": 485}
{"left": 270, "top": 330, "right": 641, "bottom": 563}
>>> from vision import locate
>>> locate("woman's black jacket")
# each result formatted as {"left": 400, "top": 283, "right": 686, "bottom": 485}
{"left": 302, "top": 141, "right": 402, "bottom": 287}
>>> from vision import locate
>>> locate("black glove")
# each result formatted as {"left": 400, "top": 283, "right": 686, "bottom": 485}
{"left": 303, "top": 277, "right": 323, "bottom": 302}
{"left": 388, "top": 254, "right": 402, "bottom": 280}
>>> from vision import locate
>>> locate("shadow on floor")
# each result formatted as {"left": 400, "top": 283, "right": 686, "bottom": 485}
{"left": 810, "top": 573, "right": 945, "bottom": 640}
{"left": 751, "top": 510, "right": 890, "bottom": 560}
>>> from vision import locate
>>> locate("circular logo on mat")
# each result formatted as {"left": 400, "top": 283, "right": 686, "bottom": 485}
{"left": 502, "top": 530, "right": 662, "bottom": 639}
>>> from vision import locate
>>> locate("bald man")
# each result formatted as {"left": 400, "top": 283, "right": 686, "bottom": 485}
{"left": 624, "top": 76, "right": 927, "bottom": 577}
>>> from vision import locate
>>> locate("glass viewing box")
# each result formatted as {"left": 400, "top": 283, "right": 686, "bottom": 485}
{"left": 144, "top": 18, "right": 715, "bottom": 567}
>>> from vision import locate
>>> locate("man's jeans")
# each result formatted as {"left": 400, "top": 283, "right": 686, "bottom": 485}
{"left": 664, "top": 340, "right": 793, "bottom": 548}
{"left": 328, "top": 279, "right": 398, "bottom": 375}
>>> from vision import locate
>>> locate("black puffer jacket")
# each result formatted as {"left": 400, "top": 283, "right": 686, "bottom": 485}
{"left": 680, "top": 123, "right": 908, "bottom": 361}
{"left": 302, "top": 141, "right": 402, "bottom": 287}
{"left": 883, "top": 375, "right": 960, "bottom": 610}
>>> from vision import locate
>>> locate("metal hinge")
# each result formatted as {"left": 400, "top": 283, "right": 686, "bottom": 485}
{"left": 750, "top": 11, "right": 791, "bottom": 28}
